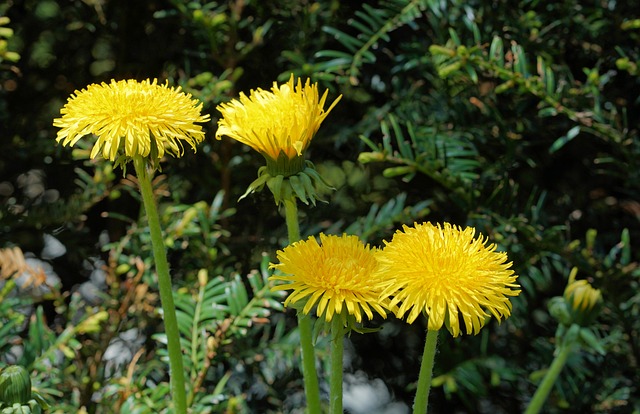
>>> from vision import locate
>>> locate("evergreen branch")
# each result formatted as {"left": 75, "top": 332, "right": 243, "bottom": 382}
{"left": 318, "top": 0, "right": 427, "bottom": 83}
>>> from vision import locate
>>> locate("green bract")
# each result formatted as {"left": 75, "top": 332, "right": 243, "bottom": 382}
{"left": 0, "top": 366, "right": 31, "bottom": 406}
{"left": 241, "top": 154, "right": 334, "bottom": 206}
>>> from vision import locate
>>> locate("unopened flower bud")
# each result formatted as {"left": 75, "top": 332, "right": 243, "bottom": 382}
{"left": 0, "top": 366, "right": 31, "bottom": 405}
{"left": 563, "top": 267, "right": 602, "bottom": 326}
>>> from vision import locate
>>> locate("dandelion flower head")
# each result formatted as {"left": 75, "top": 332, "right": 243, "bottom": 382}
{"left": 270, "top": 233, "right": 391, "bottom": 323}
{"left": 377, "top": 222, "right": 520, "bottom": 337}
{"left": 54, "top": 79, "right": 210, "bottom": 162}
{"left": 215, "top": 74, "right": 341, "bottom": 161}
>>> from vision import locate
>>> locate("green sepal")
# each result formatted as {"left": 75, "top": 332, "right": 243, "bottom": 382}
{"left": 113, "top": 153, "right": 130, "bottom": 174}
{"left": 266, "top": 174, "right": 285, "bottom": 202}
{"left": 288, "top": 174, "right": 309, "bottom": 204}
{"left": 239, "top": 159, "right": 336, "bottom": 206}
{"left": 311, "top": 307, "right": 383, "bottom": 339}
{"left": 548, "top": 296, "right": 572, "bottom": 326}
{"left": 578, "top": 327, "right": 606, "bottom": 355}
{"left": 298, "top": 169, "right": 318, "bottom": 199}
{"left": 579, "top": 328, "right": 607, "bottom": 355}
{"left": 264, "top": 151, "right": 306, "bottom": 177}
{"left": 287, "top": 301, "right": 382, "bottom": 345}
{"left": 566, "top": 323, "right": 581, "bottom": 342}
{"left": 238, "top": 166, "right": 270, "bottom": 201}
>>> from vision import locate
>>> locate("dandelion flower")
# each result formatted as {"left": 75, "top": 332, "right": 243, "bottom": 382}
{"left": 54, "top": 79, "right": 210, "bottom": 162}
{"left": 377, "top": 222, "right": 520, "bottom": 337}
{"left": 270, "top": 233, "right": 391, "bottom": 323}
{"left": 215, "top": 74, "right": 341, "bottom": 162}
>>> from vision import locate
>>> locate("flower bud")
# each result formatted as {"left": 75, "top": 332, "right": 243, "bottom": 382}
{"left": 0, "top": 366, "right": 31, "bottom": 405}
{"left": 563, "top": 267, "right": 602, "bottom": 326}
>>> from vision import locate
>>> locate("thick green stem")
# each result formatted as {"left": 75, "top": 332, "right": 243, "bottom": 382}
{"left": 283, "top": 198, "right": 322, "bottom": 414}
{"left": 283, "top": 198, "right": 302, "bottom": 243}
{"left": 524, "top": 343, "right": 573, "bottom": 414}
{"left": 297, "top": 312, "right": 322, "bottom": 414}
{"left": 133, "top": 156, "right": 187, "bottom": 414}
{"left": 329, "top": 316, "right": 344, "bottom": 414}
{"left": 284, "top": 197, "right": 322, "bottom": 414}
{"left": 413, "top": 329, "right": 439, "bottom": 414}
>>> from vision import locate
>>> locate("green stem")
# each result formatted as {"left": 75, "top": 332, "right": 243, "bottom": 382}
{"left": 413, "top": 329, "right": 439, "bottom": 414}
{"left": 283, "top": 198, "right": 302, "bottom": 243}
{"left": 283, "top": 198, "right": 322, "bottom": 414}
{"left": 133, "top": 156, "right": 187, "bottom": 414}
{"left": 298, "top": 313, "right": 322, "bottom": 414}
{"left": 329, "top": 316, "right": 344, "bottom": 414}
{"left": 524, "top": 343, "right": 573, "bottom": 414}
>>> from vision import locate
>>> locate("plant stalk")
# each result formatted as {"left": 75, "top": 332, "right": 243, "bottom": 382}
{"left": 283, "top": 197, "right": 322, "bottom": 414}
{"left": 524, "top": 343, "right": 573, "bottom": 414}
{"left": 329, "top": 316, "right": 344, "bottom": 414}
{"left": 133, "top": 156, "right": 187, "bottom": 414}
{"left": 413, "top": 329, "right": 439, "bottom": 414}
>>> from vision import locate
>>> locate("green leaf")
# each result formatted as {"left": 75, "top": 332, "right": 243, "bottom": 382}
{"left": 549, "top": 126, "right": 581, "bottom": 153}
{"left": 322, "top": 26, "right": 364, "bottom": 52}
{"left": 489, "top": 36, "right": 504, "bottom": 66}
{"left": 620, "top": 228, "right": 631, "bottom": 266}
{"left": 512, "top": 43, "right": 529, "bottom": 77}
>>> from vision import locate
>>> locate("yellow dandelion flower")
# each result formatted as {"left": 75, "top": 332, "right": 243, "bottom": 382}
{"left": 376, "top": 222, "right": 520, "bottom": 337}
{"left": 53, "top": 79, "right": 210, "bottom": 162}
{"left": 215, "top": 74, "right": 341, "bottom": 161}
{"left": 270, "top": 233, "right": 391, "bottom": 323}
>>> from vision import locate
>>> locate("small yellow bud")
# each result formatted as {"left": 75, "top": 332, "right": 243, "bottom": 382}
{"left": 357, "top": 152, "right": 385, "bottom": 164}
{"left": 198, "top": 269, "right": 208, "bottom": 288}
{"left": 563, "top": 267, "right": 602, "bottom": 326}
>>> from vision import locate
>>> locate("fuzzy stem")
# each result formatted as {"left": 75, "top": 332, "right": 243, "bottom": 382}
{"left": 133, "top": 156, "right": 187, "bottom": 414}
{"left": 283, "top": 198, "right": 322, "bottom": 414}
{"left": 413, "top": 329, "right": 439, "bottom": 414}
{"left": 329, "top": 316, "right": 344, "bottom": 414}
{"left": 524, "top": 343, "right": 573, "bottom": 414}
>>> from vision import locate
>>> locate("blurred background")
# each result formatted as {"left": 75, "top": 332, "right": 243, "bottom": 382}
{"left": 1, "top": 0, "right": 639, "bottom": 413}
